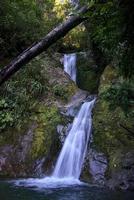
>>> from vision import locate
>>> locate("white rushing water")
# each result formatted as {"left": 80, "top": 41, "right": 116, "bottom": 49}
{"left": 13, "top": 99, "right": 95, "bottom": 188}
{"left": 64, "top": 53, "right": 77, "bottom": 82}
{"left": 53, "top": 99, "right": 95, "bottom": 179}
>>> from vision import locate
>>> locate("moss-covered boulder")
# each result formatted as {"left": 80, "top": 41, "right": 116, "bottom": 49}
{"left": 76, "top": 52, "right": 100, "bottom": 93}
{"left": 92, "top": 65, "right": 134, "bottom": 190}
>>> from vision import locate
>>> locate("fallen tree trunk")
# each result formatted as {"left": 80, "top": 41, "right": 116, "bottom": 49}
{"left": 0, "top": 6, "right": 89, "bottom": 85}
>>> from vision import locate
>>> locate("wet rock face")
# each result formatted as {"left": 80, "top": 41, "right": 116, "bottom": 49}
{"left": 123, "top": 152, "right": 134, "bottom": 170}
{"left": 57, "top": 90, "right": 94, "bottom": 145}
{"left": 59, "top": 89, "right": 89, "bottom": 117}
{"left": 0, "top": 156, "right": 6, "bottom": 171}
{"left": 108, "top": 151, "right": 134, "bottom": 191}
{"left": 0, "top": 116, "right": 60, "bottom": 178}
{"left": 89, "top": 149, "right": 108, "bottom": 185}
{"left": 15, "top": 126, "right": 34, "bottom": 163}
{"left": 0, "top": 127, "right": 34, "bottom": 177}
{"left": 108, "top": 169, "right": 134, "bottom": 191}
{"left": 57, "top": 124, "right": 72, "bottom": 145}
{"left": 33, "top": 157, "right": 46, "bottom": 177}
{"left": 0, "top": 146, "right": 13, "bottom": 176}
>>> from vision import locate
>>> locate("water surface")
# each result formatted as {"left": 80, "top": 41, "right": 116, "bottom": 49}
{"left": 0, "top": 181, "right": 134, "bottom": 200}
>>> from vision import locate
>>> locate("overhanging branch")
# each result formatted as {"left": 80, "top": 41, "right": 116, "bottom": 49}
{"left": 0, "top": 6, "right": 89, "bottom": 86}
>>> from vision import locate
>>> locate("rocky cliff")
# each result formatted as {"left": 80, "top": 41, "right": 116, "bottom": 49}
{"left": 85, "top": 65, "right": 134, "bottom": 190}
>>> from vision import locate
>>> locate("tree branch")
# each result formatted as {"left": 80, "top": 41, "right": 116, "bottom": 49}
{"left": 0, "top": 6, "right": 89, "bottom": 86}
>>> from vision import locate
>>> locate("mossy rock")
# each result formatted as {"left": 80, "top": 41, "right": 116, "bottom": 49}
{"left": 93, "top": 65, "right": 134, "bottom": 177}
{"left": 30, "top": 104, "right": 62, "bottom": 160}
{"left": 77, "top": 69, "right": 99, "bottom": 93}
{"left": 76, "top": 52, "right": 100, "bottom": 93}
{"left": 52, "top": 82, "right": 77, "bottom": 102}
{"left": 99, "top": 65, "right": 118, "bottom": 94}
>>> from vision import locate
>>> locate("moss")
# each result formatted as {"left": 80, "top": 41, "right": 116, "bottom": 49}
{"left": 52, "top": 82, "right": 76, "bottom": 102}
{"left": 93, "top": 65, "right": 134, "bottom": 176}
{"left": 0, "top": 119, "right": 33, "bottom": 147}
{"left": 76, "top": 52, "right": 100, "bottom": 93}
{"left": 77, "top": 70, "right": 99, "bottom": 93}
{"left": 0, "top": 53, "right": 77, "bottom": 145}
{"left": 66, "top": 83, "right": 77, "bottom": 100}
{"left": 93, "top": 100, "right": 134, "bottom": 151}
{"left": 99, "top": 65, "right": 118, "bottom": 93}
{"left": 93, "top": 102, "right": 134, "bottom": 177}
{"left": 30, "top": 105, "right": 62, "bottom": 159}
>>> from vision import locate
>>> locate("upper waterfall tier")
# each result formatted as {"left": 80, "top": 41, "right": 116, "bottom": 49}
{"left": 64, "top": 53, "right": 77, "bottom": 82}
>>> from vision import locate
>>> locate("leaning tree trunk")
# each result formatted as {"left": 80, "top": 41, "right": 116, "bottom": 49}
{"left": 0, "top": 6, "right": 89, "bottom": 86}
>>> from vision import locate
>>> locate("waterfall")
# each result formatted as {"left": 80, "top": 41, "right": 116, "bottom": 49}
{"left": 53, "top": 99, "right": 95, "bottom": 179}
{"left": 64, "top": 53, "right": 77, "bottom": 82}
{"left": 13, "top": 52, "right": 96, "bottom": 188}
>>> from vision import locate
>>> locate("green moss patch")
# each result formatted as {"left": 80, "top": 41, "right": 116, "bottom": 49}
{"left": 93, "top": 65, "right": 134, "bottom": 176}
{"left": 30, "top": 105, "right": 62, "bottom": 159}
{"left": 76, "top": 52, "right": 100, "bottom": 93}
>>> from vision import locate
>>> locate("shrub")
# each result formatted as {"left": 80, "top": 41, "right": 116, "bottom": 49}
{"left": 101, "top": 81, "right": 134, "bottom": 115}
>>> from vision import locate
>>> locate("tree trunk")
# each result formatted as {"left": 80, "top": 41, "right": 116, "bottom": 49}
{"left": 0, "top": 6, "right": 89, "bottom": 86}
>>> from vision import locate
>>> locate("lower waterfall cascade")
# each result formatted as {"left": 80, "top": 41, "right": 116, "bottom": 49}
{"left": 13, "top": 98, "right": 95, "bottom": 188}
{"left": 53, "top": 100, "right": 95, "bottom": 179}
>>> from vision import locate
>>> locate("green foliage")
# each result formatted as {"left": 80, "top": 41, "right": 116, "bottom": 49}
{"left": 101, "top": 81, "right": 134, "bottom": 115}
{"left": 118, "top": 44, "right": 134, "bottom": 79}
{"left": 0, "top": 0, "right": 55, "bottom": 56}
{"left": 0, "top": 99, "right": 14, "bottom": 130}
{"left": 52, "top": 82, "right": 77, "bottom": 102}
{"left": 88, "top": 1, "right": 121, "bottom": 61}
{"left": 93, "top": 68, "right": 134, "bottom": 176}
{"left": 0, "top": 57, "right": 49, "bottom": 131}
{"left": 0, "top": 53, "right": 76, "bottom": 132}
{"left": 84, "top": 0, "right": 134, "bottom": 116}
{"left": 53, "top": 84, "right": 68, "bottom": 100}
{"left": 85, "top": 0, "right": 134, "bottom": 79}
{"left": 93, "top": 97, "right": 134, "bottom": 174}
{"left": 52, "top": 0, "right": 89, "bottom": 50}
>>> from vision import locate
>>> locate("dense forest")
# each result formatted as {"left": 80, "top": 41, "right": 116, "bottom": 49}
{"left": 0, "top": 0, "right": 134, "bottom": 198}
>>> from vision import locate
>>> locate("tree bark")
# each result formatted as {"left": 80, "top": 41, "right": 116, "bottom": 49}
{"left": 0, "top": 6, "right": 89, "bottom": 85}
